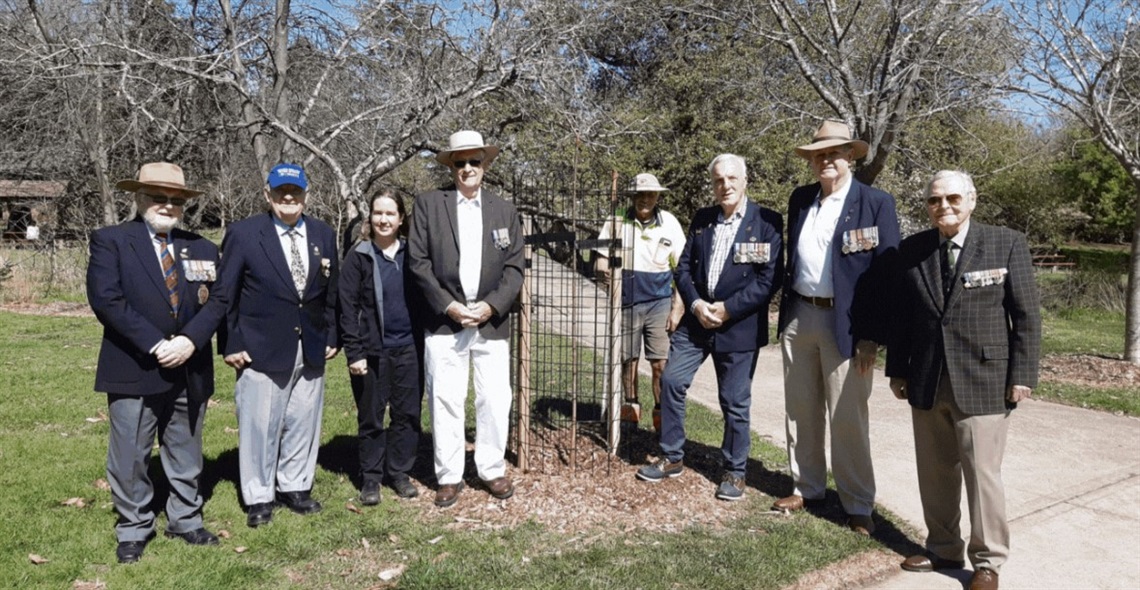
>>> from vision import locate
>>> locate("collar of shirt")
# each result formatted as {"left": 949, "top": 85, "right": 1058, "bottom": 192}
{"left": 625, "top": 207, "right": 662, "bottom": 229}
{"left": 274, "top": 215, "right": 307, "bottom": 239}
{"left": 816, "top": 174, "right": 853, "bottom": 207}
{"left": 371, "top": 238, "right": 405, "bottom": 262}
{"left": 456, "top": 189, "right": 483, "bottom": 208}
{"left": 942, "top": 220, "right": 971, "bottom": 250}
{"left": 716, "top": 206, "right": 745, "bottom": 225}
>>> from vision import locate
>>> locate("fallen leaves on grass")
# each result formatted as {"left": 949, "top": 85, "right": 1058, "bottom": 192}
{"left": 361, "top": 538, "right": 371, "bottom": 549}
{"left": 29, "top": 554, "right": 48, "bottom": 564}
{"left": 234, "top": 546, "right": 247, "bottom": 553}
{"left": 346, "top": 502, "right": 363, "bottom": 514}
{"left": 377, "top": 564, "right": 406, "bottom": 581}
{"left": 72, "top": 581, "right": 106, "bottom": 590}
{"left": 224, "top": 427, "right": 239, "bottom": 434}
{"left": 218, "top": 530, "right": 232, "bottom": 539}
{"left": 92, "top": 479, "right": 110, "bottom": 491}
{"left": 61, "top": 497, "right": 86, "bottom": 508}
{"left": 84, "top": 412, "right": 107, "bottom": 424}
{"left": 427, "top": 535, "right": 444, "bottom": 545}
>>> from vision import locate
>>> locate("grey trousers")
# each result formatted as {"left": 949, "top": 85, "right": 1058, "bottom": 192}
{"left": 107, "top": 389, "right": 206, "bottom": 542}
{"left": 235, "top": 343, "right": 325, "bottom": 505}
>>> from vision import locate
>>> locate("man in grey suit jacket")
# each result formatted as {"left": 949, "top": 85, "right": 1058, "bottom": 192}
{"left": 408, "top": 130, "right": 524, "bottom": 508}
{"left": 887, "top": 170, "right": 1041, "bottom": 590}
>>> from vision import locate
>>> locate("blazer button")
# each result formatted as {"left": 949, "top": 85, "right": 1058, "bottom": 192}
{"left": 294, "top": 326, "right": 302, "bottom": 334}
{"left": 298, "top": 303, "right": 303, "bottom": 308}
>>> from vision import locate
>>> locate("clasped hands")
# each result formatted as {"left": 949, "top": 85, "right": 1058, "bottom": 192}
{"left": 447, "top": 300, "right": 493, "bottom": 328}
{"left": 155, "top": 335, "right": 195, "bottom": 368}
{"left": 692, "top": 300, "right": 729, "bottom": 330}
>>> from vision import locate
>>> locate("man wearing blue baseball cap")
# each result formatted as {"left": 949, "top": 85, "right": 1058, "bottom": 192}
{"left": 215, "top": 163, "right": 340, "bottom": 527}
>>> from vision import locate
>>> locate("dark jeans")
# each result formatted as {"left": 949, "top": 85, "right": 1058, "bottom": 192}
{"left": 349, "top": 345, "right": 422, "bottom": 483}
{"left": 658, "top": 332, "right": 759, "bottom": 477}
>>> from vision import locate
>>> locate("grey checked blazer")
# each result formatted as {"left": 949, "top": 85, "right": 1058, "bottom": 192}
{"left": 886, "top": 223, "right": 1041, "bottom": 415}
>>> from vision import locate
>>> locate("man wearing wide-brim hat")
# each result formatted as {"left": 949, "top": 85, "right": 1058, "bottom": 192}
{"left": 87, "top": 162, "right": 227, "bottom": 563}
{"left": 408, "top": 130, "right": 523, "bottom": 508}
{"left": 594, "top": 173, "right": 686, "bottom": 431}
{"left": 774, "top": 120, "right": 901, "bottom": 535}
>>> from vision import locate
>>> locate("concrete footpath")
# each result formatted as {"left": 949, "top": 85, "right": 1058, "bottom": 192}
{"left": 681, "top": 346, "right": 1140, "bottom": 589}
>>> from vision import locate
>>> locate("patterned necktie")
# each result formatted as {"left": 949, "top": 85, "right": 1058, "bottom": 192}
{"left": 288, "top": 229, "right": 306, "bottom": 296}
{"left": 941, "top": 241, "right": 955, "bottom": 297}
{"left": 156, "top": 233, "right": 179, "bottom": 312}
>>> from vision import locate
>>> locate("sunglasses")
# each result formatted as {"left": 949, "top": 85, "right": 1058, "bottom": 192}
{"left": 144, "top": 194, "right": 189, "bottom": 207}
{"left": 451, "top": 159, "right": 483, "bottom": 169}
{"left": 926, "top": 194, "right": 964, "bottom": 207}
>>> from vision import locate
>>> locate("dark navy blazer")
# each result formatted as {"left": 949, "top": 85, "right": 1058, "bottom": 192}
{"left": 674, "top": 200, "right": 783, "bottom": 353}
{"left": 216, "top": 212, "right": 338, "bottom": 373}
{"left": 777, "top": 178, "right": 900, "bottom": 358}
{"left": 87, "top": 218, "right": 226, "bottom": 399}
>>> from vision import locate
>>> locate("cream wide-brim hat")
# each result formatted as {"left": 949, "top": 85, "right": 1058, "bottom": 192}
{"left": 434, "top": 130, "right": 500, "bottom": 167}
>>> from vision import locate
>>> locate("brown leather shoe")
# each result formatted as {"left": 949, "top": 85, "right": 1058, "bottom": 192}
{"left": 900, "top": 552, "right": 966, "bottom": 572}
{"left": 771, "top": 494, "right": 825, "bottom": 512}
{"left": 483, "top": 477, "right": 515, "bottom": 500}
{"left": 434, "top": 481, "right": 464, "bottom": 507}
{"left": 847, "top": 514, "right": 875, "bottom": 535}
{"left": 969, "top": 567, "right": 999, "bottom": 590}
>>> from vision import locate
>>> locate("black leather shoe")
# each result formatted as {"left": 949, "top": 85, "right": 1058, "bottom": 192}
{"left": 360, "top": 481, "right": 381, "bottom": 506}
{"left": 391, "top": 477, "right": 419, "bottom": 499}
{"left": 277, "top": 490, "right": 323, "bottom": 515}
{"left": 116, "top": 540, "right": 147, "bottom": 564}
{"left": 247, "top": 502, "right": 275, "bottom": 528}
{"left": 165, "top": 527, "right": 220, "bottom": 545}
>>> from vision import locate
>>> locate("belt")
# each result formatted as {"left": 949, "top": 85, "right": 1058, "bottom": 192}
{"left": 794, "top": 291, "right": 834, "bottom": 309}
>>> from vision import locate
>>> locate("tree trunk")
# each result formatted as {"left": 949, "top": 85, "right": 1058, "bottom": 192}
{"left": 1124, "top": 172, "right": 1140, "bottom": 363}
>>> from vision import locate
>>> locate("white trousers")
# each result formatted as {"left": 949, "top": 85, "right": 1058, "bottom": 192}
{"left": 424, "top": 328, "right": 512, "bottom": 484}
{"left": 235, "top": 343, "right": 325, "bottom": 505}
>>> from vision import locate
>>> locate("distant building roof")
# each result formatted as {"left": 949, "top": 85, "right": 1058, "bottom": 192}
{"left": 0, "top": 180, "right": 67, "bottom": 199}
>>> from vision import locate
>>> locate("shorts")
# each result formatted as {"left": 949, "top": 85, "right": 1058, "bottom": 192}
{"left": 620, "top": 297, "right": 671, "bottom": 362}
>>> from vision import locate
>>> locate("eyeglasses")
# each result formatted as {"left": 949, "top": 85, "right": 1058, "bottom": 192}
{"left": 144, "top": 193, "right": 188, "bottom": 207}
{"left": 926, "top": 194, "right": 964, "bottom": 207}
{"left": 451, "top": 159, "right": 482, "bottom": 169}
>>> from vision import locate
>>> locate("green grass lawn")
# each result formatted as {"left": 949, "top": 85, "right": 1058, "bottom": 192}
{"left": 0, "top": 312, "right": 901, "bottom": 589}
{"left": 1039, "top": 307, "right": 1140, "bottom": 416}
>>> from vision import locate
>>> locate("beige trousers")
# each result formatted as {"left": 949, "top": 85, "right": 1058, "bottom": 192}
{"left": 781, "top": 298, "right": 876, "bottom": 515}
{"left": 912, "top": 375, "right": 1011, "bottom": 571}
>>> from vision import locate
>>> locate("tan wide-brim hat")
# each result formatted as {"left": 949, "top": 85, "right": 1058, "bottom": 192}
{"left": 628, "top": 173, "right": 669, "bottom": 193}
{"left": 114, "top": 162, "right": 204, "bottom": 197}
{"left": 794, "top": 120, "right": 869, "bottom": 160}
{"left": 434, "top": 130, "right": 500, "bottom": 167}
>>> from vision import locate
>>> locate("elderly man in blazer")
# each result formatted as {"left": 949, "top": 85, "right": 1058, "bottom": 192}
{"left": 774, "top": 120, "right": 900, "bottom": 534}
{"left": 408, "top": 130, "right": 524, "bottom": 508}
{"left": 87, "top": 162, "right": 226, "bottom": 563}
{"left": 216, "top": 163, "right": 339, "bottom": 528}
{"left": 636, "top": 154, "right": 782, "bottom": 501}
{"left": 887, "top": 170, "right": 1040, "bottom": 590}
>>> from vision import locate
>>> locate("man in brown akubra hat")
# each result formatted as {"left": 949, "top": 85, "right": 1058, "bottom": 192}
{"left": 87, "top": 162, "right": 226, "bottom": 563}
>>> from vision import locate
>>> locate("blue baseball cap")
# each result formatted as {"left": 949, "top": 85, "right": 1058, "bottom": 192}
{"left": 267, "top": 163, "right": 308, "bottom": 190}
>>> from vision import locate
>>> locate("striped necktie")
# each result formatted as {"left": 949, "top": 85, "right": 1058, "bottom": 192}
{"left": 156, "top": 232, "right": 179, "bottom": 312}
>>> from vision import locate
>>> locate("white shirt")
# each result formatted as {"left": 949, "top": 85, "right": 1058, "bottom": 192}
{"left": 274, "top": 216, "right": 309, "bottom": 279}
{"left": 456, "top": 190, "right": 484, "bottom": 303}
{"left": 793, "top": 175, "right": 852, "bottom": 298}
